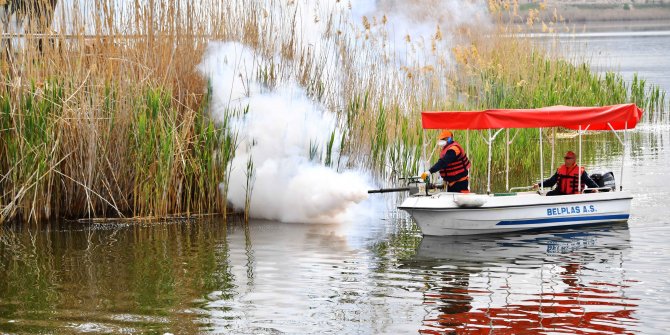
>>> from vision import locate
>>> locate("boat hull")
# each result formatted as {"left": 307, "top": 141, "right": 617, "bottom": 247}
{"left": 399, "top": 191, "right": 632, "bottom": 236}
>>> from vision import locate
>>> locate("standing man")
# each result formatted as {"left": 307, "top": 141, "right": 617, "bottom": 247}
{"left": 421, "top": 130, "right": 471, "bottom": 193}
{"left": 534, "top": 151, "right": 599, "bottom": 196}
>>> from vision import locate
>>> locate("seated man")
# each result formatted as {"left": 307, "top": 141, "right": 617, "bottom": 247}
{"left": 534, "top": 151, "right": 599, "bottom": 196}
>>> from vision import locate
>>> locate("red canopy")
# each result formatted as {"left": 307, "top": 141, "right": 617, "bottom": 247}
{"left": 421, "top": 103, "right": 643, "bottom": 130}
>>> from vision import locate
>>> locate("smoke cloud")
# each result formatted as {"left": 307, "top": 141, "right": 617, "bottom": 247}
{"left": 350, "top": 0, "right": 490, "bottom": 65}
{"left": 198, "top": 42, "right": 371, "bottom": 224}
{"left": 199, "top": 1, "right": 491, "bottom": 224}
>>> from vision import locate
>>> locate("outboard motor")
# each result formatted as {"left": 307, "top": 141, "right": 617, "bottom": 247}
{"left": 589, "top": 171, "right": 616, "bottom": 191}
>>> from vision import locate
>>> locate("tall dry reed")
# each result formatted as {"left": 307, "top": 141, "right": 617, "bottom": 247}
{"left": 0, "top": 0, "right": 233, "bottom": 222}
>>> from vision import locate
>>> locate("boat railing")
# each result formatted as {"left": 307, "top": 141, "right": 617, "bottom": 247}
{"left": 584, "top": 187, "right": 615, "bottom": 193}
{"left": 508, "top": 186, "right": 534, "bottom": 193}
{"left": 507, "top": 186, "right": 617, "bottom": 194}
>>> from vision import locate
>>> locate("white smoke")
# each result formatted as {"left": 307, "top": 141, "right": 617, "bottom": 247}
{"left": 349, "top": 0, "right": 490, "bottom": 65}
{"left": 196, "top": 2, "right": 492, "bottom": 223}
{"left": 198, "top": 42, "right": 371, "bottom": 224}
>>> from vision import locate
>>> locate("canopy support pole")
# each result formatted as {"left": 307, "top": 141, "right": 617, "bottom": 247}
{"left": 467, "top": 129, "right": 471, "bottom": 187}
{"left": 578, "top": 125, "right": 582, "bottom": 192}
{"left": 551, "top": 128, "right": 556, "bottom": 173}
{"left": 607, "top": 122, "right": 626, "bottom": 191}
{"left": 504, "top": 129, "right": 521, "bottom": 192}
{"left": 505, "top": 129, "right": 510, "bottom": 192}
{"left": 487, "top": 129, "right": 492, "bottom": 195}
{"left": 422, "top": 130, "right": 427, "bottom": 173}
{"left": 485, "top": 129, "right": 503, "bottom": 194}
{"left": 607, "top": 123, "right": 625, "bottom": 145}
{"left": 621, "top": 121, "right": 628, "bottom": 191}
{"left": 577, "top": 124, "right": 590, "bottom": 192}
{"left": 539, "top": 128, "right": 544, "bottom": 192}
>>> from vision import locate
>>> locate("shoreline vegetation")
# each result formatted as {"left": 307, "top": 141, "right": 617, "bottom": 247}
{"left": 513, "top": 1, "right": 670, "bottom": 27}
{"left": 0, "top": 0, "right": 667, "bottom": 224}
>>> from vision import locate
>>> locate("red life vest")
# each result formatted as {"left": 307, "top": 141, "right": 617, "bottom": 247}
{"left": 438, "top": 141, "right": 471, "bottom": 182}
{"left": 557, "top": 164, "right": 586, "bottom": 194}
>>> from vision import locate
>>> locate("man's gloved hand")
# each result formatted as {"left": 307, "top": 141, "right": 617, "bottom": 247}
{"left": 421, "top": 172, "right": 429, "bottom": 181}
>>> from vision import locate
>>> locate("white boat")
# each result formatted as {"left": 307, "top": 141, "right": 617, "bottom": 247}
{"left": 400, "top": 191, "right": 631, "bottom": 235}
{"left": 397, "top": 104, "right": 643, "bottom": 236}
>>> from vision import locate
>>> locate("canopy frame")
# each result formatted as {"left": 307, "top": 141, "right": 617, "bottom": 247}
{"left": 421, "top": 104, "right": 640, "bottom": 193}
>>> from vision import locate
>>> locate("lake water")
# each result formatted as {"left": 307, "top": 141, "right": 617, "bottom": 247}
{"left": 1, "top": 33, "right": 670, "bottom": 334}
{"left": 555, "top": 29, "right": 670, "bottom": 92}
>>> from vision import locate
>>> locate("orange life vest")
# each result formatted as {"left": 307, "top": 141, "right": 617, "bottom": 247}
{"left": 439, "top": 141, "right": 471, "bottom": 182}
{"left": 557, "top": 164, "right": 586, "bottom": 194}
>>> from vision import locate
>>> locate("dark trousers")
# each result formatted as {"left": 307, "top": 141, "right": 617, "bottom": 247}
{"left": 546, "top": 189, "right": 566, "bottom": 196}
{"left": 446, "top": 180, "right": 469, "bottom": 193}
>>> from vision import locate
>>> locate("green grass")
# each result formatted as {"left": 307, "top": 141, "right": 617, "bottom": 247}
{"left": 0, "top": 80, "right": 233, "bottom": 223}
{"left": 630, "top": 3, "right": 670, "bottom": 9}
{"left": 518, "top": 3, "right": 541, "bottom": 12}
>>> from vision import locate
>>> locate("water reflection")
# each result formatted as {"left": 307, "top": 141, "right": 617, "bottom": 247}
{"left": 0, "top": 218, "right": 391, "bottom": 334}
{"left": 404, "top": 225, "right": 637, "bottom": 334}
{"left": 198, "top": 219, "right": 374, "bottom": 334}
{"left": 0, "top": 213, "right": 665, "bottom": 333}
{"left": 0, "top": 220, "right": 231, "bottom": 334}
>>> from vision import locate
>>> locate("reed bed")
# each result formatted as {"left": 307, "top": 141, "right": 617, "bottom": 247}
{"left": 0, "top": 0, "right": 667, "bottom": 223}
{"left": 0, "top": 0, "right": 234, "bottom": 222}
{"left": 340, "top": 1, "right": 668, "bottom": 192}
